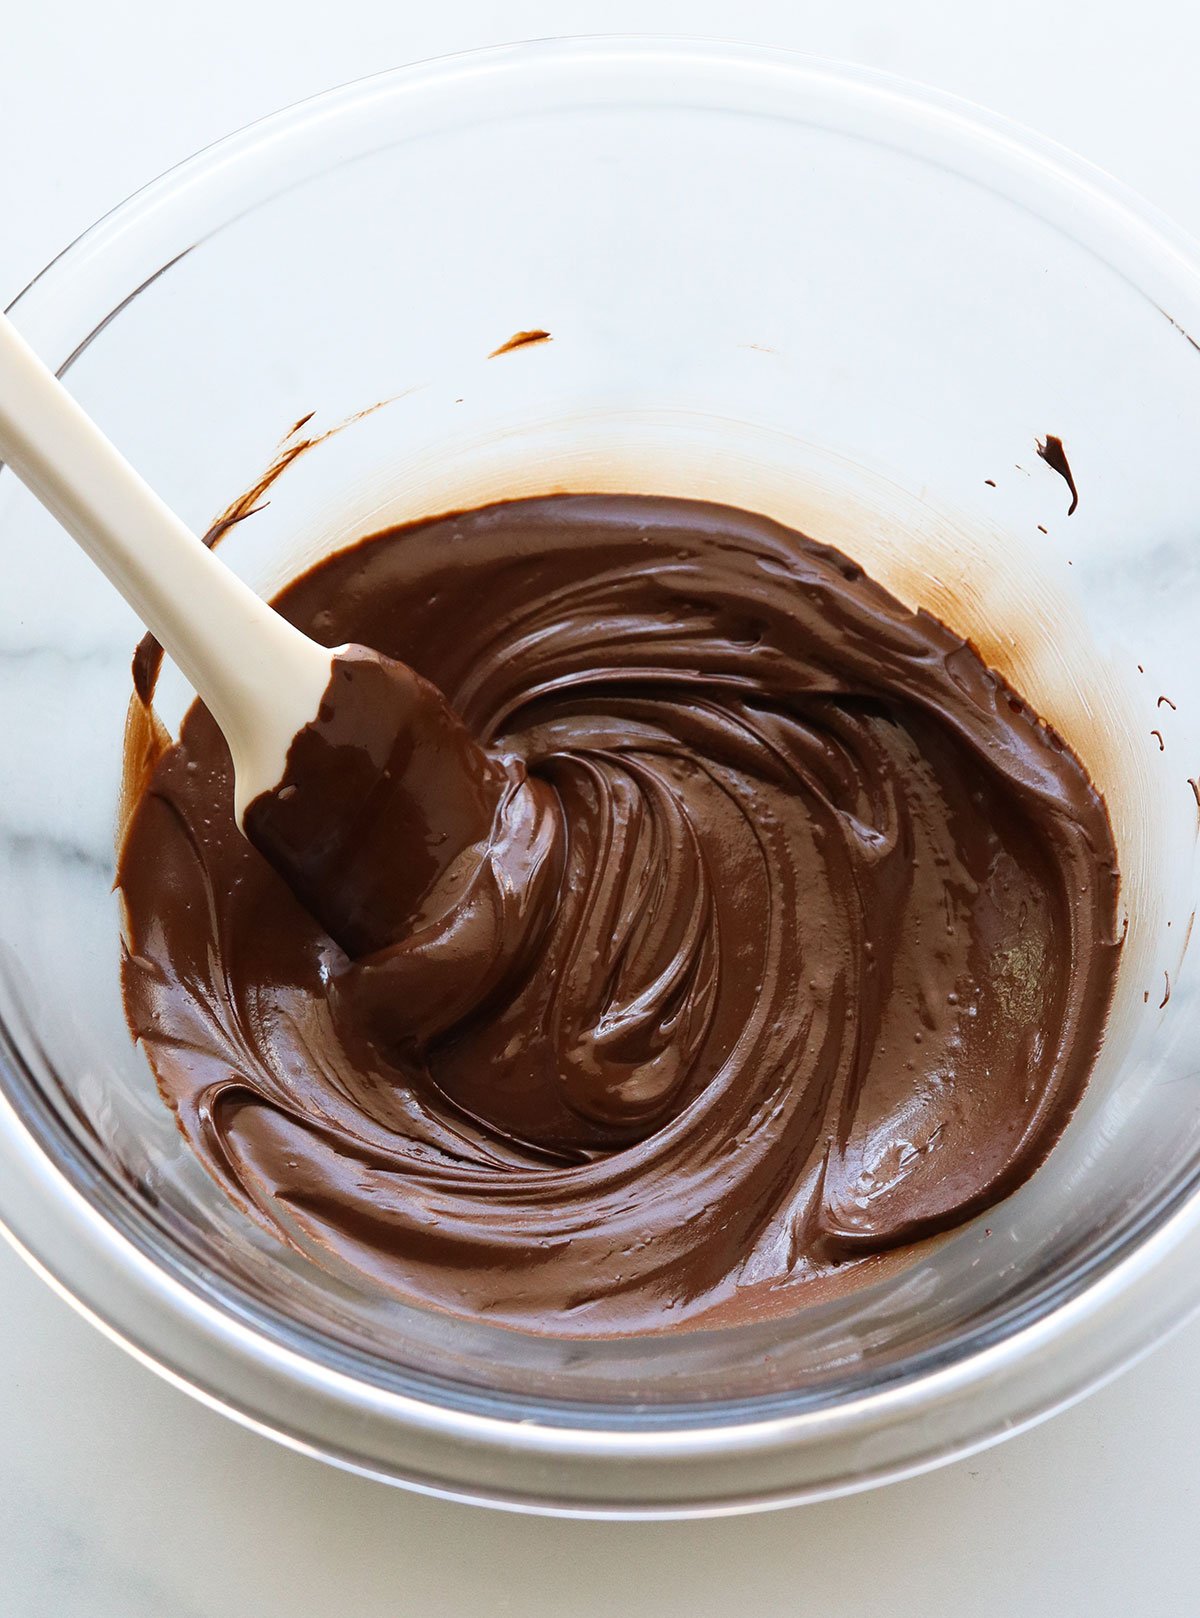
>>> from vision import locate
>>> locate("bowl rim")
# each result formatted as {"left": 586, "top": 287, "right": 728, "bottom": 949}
{"left": 5, "top": 34, "right": 1200, "bottom": 1516}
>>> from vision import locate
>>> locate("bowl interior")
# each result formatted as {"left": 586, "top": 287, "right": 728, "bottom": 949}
{"left": 4, "top": 43, "right": 1200, "bottom": 1422}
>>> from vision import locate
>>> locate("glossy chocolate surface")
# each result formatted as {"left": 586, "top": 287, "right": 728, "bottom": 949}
{"left": 118, "top": 495, "right": 1120, "bottom": 1335}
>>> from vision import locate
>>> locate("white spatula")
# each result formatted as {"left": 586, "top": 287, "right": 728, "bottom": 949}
{"left": 0, "top": 313, "right": 501, "bottom": 955}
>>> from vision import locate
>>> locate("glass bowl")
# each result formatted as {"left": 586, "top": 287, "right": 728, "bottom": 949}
{"left": 4, "top": 38, "right": 1200, "bottom": 1517}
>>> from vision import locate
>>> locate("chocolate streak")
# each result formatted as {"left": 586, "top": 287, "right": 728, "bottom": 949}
{"left": 117, "top": 495, "right": 1120, "bottom": 1336}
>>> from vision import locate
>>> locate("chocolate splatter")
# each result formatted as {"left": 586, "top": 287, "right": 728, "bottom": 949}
{"left": 489, "top": 329, "right": 552, "bottom": 358}
{"left": 1036, "top": 435, "right": 1079, "bottom": 516}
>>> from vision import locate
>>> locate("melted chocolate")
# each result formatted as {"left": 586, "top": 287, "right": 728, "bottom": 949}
{"left": 117, "top": 494, "right": 1120, "bottom": 1336}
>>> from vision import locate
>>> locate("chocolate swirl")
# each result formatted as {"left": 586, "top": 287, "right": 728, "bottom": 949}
{"left": 118, "top": 495, "right": 1120, "bottom": 1335}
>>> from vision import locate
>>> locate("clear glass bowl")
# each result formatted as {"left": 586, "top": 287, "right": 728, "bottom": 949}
{"left": 4, "top": 38, "right": 1200, "bottom": 1517}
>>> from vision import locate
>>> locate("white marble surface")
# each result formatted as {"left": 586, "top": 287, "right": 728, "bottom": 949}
{"left": 3, "top": 1, "right": 1200, "bottom": 1611}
